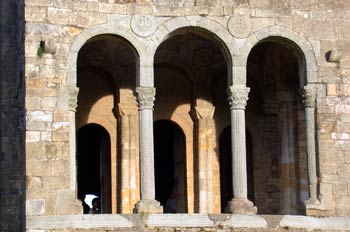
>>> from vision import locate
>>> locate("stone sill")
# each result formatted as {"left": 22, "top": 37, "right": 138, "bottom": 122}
{"left": 27, "top": 214, "right": 350, "bottom": 231}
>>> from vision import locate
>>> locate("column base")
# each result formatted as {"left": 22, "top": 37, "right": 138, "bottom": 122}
{"left": 133, "top": 200, "right": 163, "bottom": 214}
{"left": 224, "top": 198, "right": 257, "bottom": 215}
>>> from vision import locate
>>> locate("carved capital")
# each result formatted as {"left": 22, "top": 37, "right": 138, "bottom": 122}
{"left": 58, "top": 84, "right": 79, "bottom": 112}
{"left": 136, "top": 86, "right": 155, "bottom": 110}
{"left": 227, "top": 85, "right": 250, "bottom": 110}
{"left": 192, "top": 106, "right": 215, "bottom": 120}
{"left": 301, "top": 85, "right": 316, "bottom": 108}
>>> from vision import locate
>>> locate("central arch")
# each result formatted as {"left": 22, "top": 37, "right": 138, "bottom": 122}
{"left": 154, "top": 120, "right": 187, "bottom": 213}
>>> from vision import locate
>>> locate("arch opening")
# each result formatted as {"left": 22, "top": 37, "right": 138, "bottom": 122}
{"left": 154, "top": 120, "right": 187, "bottom": 213}
{"left": 77, "top": 123, "right": 111, "bottom": 214}
{"left": 246, "top": 37, "right": 308, "bottom": 215}
{"left": 76, "top": 34, "right": 139, "bottom": 213}
{"left": 154, "top": 28, "right": 230, "bottom": 213}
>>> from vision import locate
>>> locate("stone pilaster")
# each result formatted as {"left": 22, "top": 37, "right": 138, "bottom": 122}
{"left": 133, "top": 86, "right": 162, "bottom": 213}
{"left": 301, "top": 85, "right": 320, "bottom": 208}
{"left": 117, "top": 103, "right": 138, "bottom": 213}
{"left": 192, "top": 105, "right": 215, "bottom": 213}
{"left": 277, "top": 91, "right": 297, "bottom": 214}
{"left": 225, "top": 85, "right": 257, "bottom": 215}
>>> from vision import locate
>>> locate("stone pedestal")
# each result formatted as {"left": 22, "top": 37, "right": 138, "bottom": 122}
{"left": 225, "top": 198, "right": 257, "bottom": 215}
{"left": 133, "top": 86, "right": 163, "bottom": 214}
{"left": 226, "top": 85, "right": 256, "bottom": 215}
{"left": 133, "top": 199, "right": 163, "bottom": 214}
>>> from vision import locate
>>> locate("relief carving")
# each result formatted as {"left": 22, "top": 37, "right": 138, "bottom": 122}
{"left": 227, "top": 15, "right": 252, "bottom": 39}
{"left": 136, "top": 86, "right": 156, "bottom": 110}
{"left": 227, "top": 85, "right": 250, "bottom": 110}
{"left": 131, "top": 15, "right": 157, "bottom": 37}
{"left": 301, "top": 85, "right": 316, "bottom": 108}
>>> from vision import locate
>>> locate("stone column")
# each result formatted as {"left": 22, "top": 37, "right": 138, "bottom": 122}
{"left": 192, "top": 106, "right": 215, "bottom": 213}
{"left": 278, "top": 91, "right": 297, "bottom": 214}
{"left": 302, "top": 85, "right": 320, "bottom": 206}
{"left": 118, "top": 103, "right": 138, "bottom": 213}
{"left": 225, "top": 85, "right": 257, "bottom": 215}
{"left": 133, "top": 86, "right": 162, "bottom": 213}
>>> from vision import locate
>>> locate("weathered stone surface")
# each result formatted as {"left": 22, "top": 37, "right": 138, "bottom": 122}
{"left": 0, "top": 0, "right": 347, "bottom": 230}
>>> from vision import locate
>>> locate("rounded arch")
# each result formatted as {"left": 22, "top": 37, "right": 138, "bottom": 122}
{"left": 66, "top": 24, "right": 146, "bottom": 85}
{"left": 149, "top": 17, "right": 237, "bottom": 85}
{"left": 238, "top": 25, "right": 317, "bottom": 85}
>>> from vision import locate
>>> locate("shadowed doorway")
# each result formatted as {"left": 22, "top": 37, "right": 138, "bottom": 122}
{"left": 154, "top": 120, "right": 187, "bottom": 213}
{"left": 77, "top": 123, "right": 111, "bottom": 213}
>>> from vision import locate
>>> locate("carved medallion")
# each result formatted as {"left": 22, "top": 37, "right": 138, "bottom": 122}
{"left": 131, "top": 15, "right": 157, "bottom": 37}
{"left": 227, "top": 15, "right": 252, "bottom": 39}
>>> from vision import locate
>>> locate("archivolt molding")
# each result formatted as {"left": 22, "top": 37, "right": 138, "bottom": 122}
{"left": 236, "top": 25, "right": 318, "bottom": 85}
{"left": 148, "top": 16, "right": 237, "bottom": 70}
{"left": 66, "top": 22, "right": 147, "bottom": 85}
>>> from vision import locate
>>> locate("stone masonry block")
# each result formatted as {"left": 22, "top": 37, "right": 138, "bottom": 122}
{"left": 25, "top": 6, "right": 47, "bottom": 23}
{"left": 48, "top": 8, "right": 77, "bottom": 25}
{"left": 26, "top": 199, "right": 45, "bottom": 216}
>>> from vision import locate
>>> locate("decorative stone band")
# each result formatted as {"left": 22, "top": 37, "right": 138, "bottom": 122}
{"left": 136, "top": 86, "right": 156, "bottom": 110}
{"left": 227, "top": 85, "right": 250, "bottom": 110}
{"left": 301, "top": 85, "right": 316, "bottom": 108}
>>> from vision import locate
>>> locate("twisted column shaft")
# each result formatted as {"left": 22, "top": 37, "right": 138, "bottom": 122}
{"left": 118, "top": 103, "right": 137, "bottom": 213}
{"left": 302, "top": 85, "right": 319, "bottom": 205}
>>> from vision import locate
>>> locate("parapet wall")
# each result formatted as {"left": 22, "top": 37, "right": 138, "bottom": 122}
{"left": 27, "top": 214, "right": 350, "bottom": 232}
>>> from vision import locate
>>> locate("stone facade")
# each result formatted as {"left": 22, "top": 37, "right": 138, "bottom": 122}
{"left": 0, "top": 0, "right": 349, "bottom": 231}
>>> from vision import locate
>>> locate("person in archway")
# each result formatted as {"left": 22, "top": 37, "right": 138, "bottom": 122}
{"left": 89, "top": 197, "right": 101, "bottom": 214}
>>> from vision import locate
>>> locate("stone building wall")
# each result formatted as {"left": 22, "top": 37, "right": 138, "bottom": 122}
{"left": 24, "top": 0, "right": 350, "bottom": 218}
{"left": 0, "top": 0, "right": 26, "bottom": 231}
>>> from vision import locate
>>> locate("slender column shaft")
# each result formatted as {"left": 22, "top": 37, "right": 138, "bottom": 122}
{"left": 231, "top": 108, "right": 247, "bottom": 198}
{"left": 120, "top": 113, "right": 130, "bottom": 211}
{"left": 139, "top": 108, "right": 155, "bottom": 200}
{"left": 129, "top": 114, "right": 138, "bottom": 208}
{"left": 226, "top": 85, "right": 256, "bottom": 215}
{"left": 134, "top": 87, "right": 162, "bottom": 213}
{"left": 302, "top": 85, "right": 319, "bottom": 205}
{"left": 227, "top": 86, "right": 249, "bottom": 199}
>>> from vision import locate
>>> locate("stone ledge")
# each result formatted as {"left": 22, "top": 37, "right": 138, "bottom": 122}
{"left": 280, "top": 215, "right": 350, "bottom": 231}
{"left": 27, "top": 214, "right": 350, "bottom": 231}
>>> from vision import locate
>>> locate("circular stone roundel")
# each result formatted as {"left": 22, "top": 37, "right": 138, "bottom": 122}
{"left": 131, "top": 15, "right": 157, "bottom": 37}
{"left": 227, "top": 15, "right": 252, "bottom": 39}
